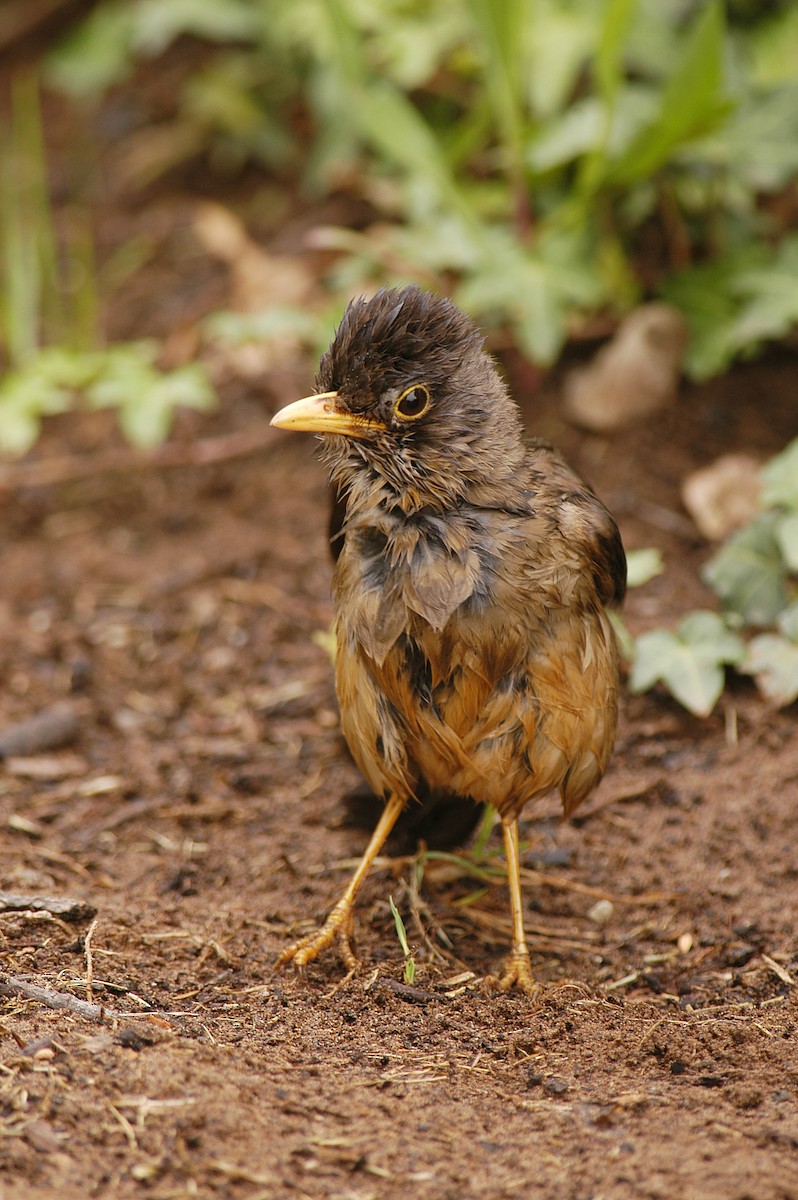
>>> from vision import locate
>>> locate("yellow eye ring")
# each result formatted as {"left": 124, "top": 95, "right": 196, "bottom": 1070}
{"left": 393, "top": 384, "right": 430, "bottom": 421}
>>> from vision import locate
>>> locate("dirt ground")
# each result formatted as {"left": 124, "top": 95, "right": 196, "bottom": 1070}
{"left": 2, "top": 62, "right": 798, "bottom": 1200}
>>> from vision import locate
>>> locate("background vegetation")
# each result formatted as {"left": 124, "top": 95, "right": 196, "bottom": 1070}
{"left": 1, "top": 0, "right": 797, "bottom": 711}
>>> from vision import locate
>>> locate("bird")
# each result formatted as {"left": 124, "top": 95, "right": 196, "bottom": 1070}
{"left": 270, "top": 285, "right": 626, "bottom": 992}
{"left": 330, "top": 485, "right": 487, "bottom": 854}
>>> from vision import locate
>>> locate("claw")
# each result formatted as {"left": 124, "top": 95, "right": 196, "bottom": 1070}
{"left": 494, "top": 948, "right": 540, "bottom": 996}
{"left": 276, "top": 792, "right": 405, "bottom": 977}
{"left": 277, "top": 899, "right": 358, "bottom": 971}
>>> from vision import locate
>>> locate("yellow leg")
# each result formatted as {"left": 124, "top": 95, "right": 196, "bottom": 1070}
{"left": 496, "top": 817, "right": 539, "bottom": 995}
{"left": 277, "top": 792, "right": 406, "bottom": 972}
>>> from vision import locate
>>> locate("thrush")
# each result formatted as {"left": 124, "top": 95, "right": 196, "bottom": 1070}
{"left": 271, "top": 286, "right": 626, "bottom": 992}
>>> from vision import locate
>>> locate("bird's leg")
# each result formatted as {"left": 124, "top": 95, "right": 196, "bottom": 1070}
{"left": 496, "top": 816, "right": 539, "bottom": 995}
{"left": 277, "top": 792, "right": 405, "bottom": 972}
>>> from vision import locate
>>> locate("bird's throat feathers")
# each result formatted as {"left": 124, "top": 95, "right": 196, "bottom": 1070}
{"left": 323, "top": 438, "right": 468, "bottom": 518}
{"left": 320, "top": 410, "right": 527, "bottom": 519}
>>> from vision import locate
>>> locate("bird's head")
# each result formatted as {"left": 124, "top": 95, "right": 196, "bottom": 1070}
{"left": 270, "top": 286, "right": 525, "bottom": 513}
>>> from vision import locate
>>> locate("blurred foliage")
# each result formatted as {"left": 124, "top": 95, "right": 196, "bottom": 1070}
{"left": 628, "top": 437, "right": 798, "bottom": 715}
{"left": 2, "top": 0, "right": 797, "bottom": 716}
{"left": 42, "top": 0, "right": 798, "bottom": 371}
{"left": 0, "top": 68, "right": 216, "bottom": 453}
{"left": 0, "top": 344, "right": 215, "bottom": 455}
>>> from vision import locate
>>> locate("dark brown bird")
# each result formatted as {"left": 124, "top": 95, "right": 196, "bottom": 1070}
{"left": 271, "top": 286, "right": 626, "bottom": 992}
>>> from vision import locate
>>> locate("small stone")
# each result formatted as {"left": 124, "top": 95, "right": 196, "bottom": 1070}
{"left": 731, "top": 1087, "right": 763, "bottom": 1111}
{"left": 681, "top": 454, "right": 762, "bottom": 541}
{"left": 587, "top": 899, "right": 614, "bottom": 926}
{"left": 563, "top": 304, "right": 687, "bottom": 433}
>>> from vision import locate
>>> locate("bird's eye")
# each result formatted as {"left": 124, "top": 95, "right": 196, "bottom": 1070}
{"left": 394, "top": 385, "right": 430, "bottom": 421}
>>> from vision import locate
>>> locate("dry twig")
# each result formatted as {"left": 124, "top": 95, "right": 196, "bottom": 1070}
{"left": 0, "top": 893, "right": 96, "bottom": 922}
{"left": 0, "top": 972, "right": 118, "bottom": 1022}
{"left": 84, "top": 917, "right": 99, "bottom": 1002}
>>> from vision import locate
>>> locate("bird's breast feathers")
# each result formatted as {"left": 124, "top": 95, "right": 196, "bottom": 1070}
{"left": 333, "top": 509, "right": 619, "bottom": 816}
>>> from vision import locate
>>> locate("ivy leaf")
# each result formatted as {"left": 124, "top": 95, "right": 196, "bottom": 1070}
{"left": 775, "top": 511, "right": 798, "bottom": 573}
{"left": 678, "top": 611, "right": 747, "bottom": 663}
{"left": 779, "top": 602, "right": 798, "bottom": 642}
{"left": 743, "top": 603, "right": 798, "bottom": 707}
{"left": 630, "top": 610, "right": 745, "bottom": 717}
{"left": 760, "top": 436, "right": 798, "bottom": 510}
{"left": 701, "top": 512, "right": 789, "bottom": 626}
{"left": 626, "top": 547, "right": 664, "bottom": 589}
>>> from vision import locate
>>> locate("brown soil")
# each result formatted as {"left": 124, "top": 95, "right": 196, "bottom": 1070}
{"left": 2, "top": 64, "right": 798, "bottom": 1200}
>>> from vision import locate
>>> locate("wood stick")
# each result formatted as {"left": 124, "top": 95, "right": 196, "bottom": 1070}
{"left": 84, "top": 917, "right": 98, "bottom": 1003}
{"left": 0, "top": 972, "right": 118, "bottom": 1022}
{"left": 0, "top": 892, "right": 96, "bottom": 922}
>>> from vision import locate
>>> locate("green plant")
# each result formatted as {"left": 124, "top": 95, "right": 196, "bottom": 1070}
{"left": 628, "top": 437, "right": 798, "bottom": 715}
{"left": 630, "top": 610, "right": 746, "bottom": 718}
{"left": 0, "top": 70, "right": 85, "bottom": 366}
{"left": 0, "top": 344, "right": 215, "bottom": 455}
{"left": 388, "top": 895, "right": 416, "bottom": 984}
{"left": 0, "top": 68, "right": 216, "bottom": 455}
{"left": 43, "top": 0, "right": 798, "bottom": 376}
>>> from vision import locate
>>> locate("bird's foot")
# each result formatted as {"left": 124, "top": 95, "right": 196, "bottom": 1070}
{"left": 487, "top": 949, "right": 541, "bottom": 997}
{"left": 276, "top": 898, "right": 359, "bottom": 972}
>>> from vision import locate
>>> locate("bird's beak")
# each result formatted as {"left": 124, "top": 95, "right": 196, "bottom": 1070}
{"left": 270, "top": 391, "right": 384, "bottom": 439}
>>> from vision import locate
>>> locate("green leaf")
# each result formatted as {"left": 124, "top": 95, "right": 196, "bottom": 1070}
{"left": 456, "top": 224, "right": 603, "bottom": 364}
{"left": 677, "top": 611, "right": 746, "bottom": 666}
{"left": 686, "top": 84, "right": 798, "bottom": 193}
{"left": 118, "top": 365, "right": 216, "bottom": 449}
{"left": 702, "top": 512, "right": 790, "bottom": 626}
{"left": 525, "top": 1, "right": 597, "bottom": 119}
{"left": 594, "top": 0, "right": 637, "bottom": 107}
{"left": 747, "top": 6, "right": 798, "bottom": 87}
{"left": 352, "top": 83, "right": 476, "bottom": 231}
{"left": 661, "top": 239, "right": 798, "bottom": 381}
{"left": 659, "top": 247, "right": 759, "bottom": 380}
{"left": 606, "top": 1, "right": 731, "bottom": 186}
{"left": 0, "top": 348, "right": 88, "bottom": 455}
{"left": 629, "top": 628, "right": 681, "bottom": 693}
{"left": 743, "top": 632, "right": 798, "bottom": 708}
{"left": 730, "top": 237, "right": 798, "bottom": 349}
{"left": 775, "top": 512, "right": 798, "bottom": 573}
{"left": 760, "top": 436, "right": 798, "bottom": 511}
{"left": 463, "top": 0, "right": 525, "bottom": 169}
{"left": 45, "top": 2, "right": 136, "bottom": 95}
{"left": 626, "top": 547, "right": 664, "bottom": 589}
{"left": 389, "top": 895, "right": 415, "bottom": 985}
{"left": 205, "top": 305, "right": 323, "bottom": 346}
{"left": 778, "top": 601, "right": 798, "bottom": 642}
{"left": 133, "top": 0, "right": 261, "bottom": 57}
{"left": 630, "top": 611, "right": 745, "bottom": 717}
{"left": 527, "top": 87, "right": 657, "bottom": 175}
{"left": 86, "top": 348, "right": 215, "bottom": 449}
{"left": 630, "top": 629, "right": 722, "bottom": 717}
